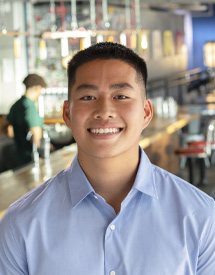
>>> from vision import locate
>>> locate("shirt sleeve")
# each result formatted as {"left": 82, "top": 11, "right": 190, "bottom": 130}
{"left": 0, "top": 209, "right": 28, "bottom": 275}
{"left": 197, "top": 200, "right": 215, "bottom": 274}
{"left": 25, "top": 102, "right": 43, "bottom": 129}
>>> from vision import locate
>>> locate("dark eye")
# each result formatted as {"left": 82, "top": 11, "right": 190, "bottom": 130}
{"left": 80, "top": 95, "right": 96, "bottom": 100}
{"left": 114, "top": 95, "right": 128, "bottom": 99}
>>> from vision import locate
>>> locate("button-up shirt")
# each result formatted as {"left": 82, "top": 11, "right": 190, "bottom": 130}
{"left": 0, "top": 148, "right": 215, "bottom": 274}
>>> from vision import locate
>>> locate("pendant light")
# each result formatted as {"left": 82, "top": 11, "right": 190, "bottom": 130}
{"left": 90, "top": 0, "right": 96, "bottom": 30}
{"left": 135, "top": 0, "right": 141, "bottom": 30}
{"left": 120, "top": 33, "right": 127, "bottom": 46}
{"left": 39, "top": 39, "right": 47, "bottom": 60}
{"left": 102, "top": 0, "right": 110, "bottom": 28}
{"left": 50, "top": 0, "right": 57, "bottom": 32}
{"left": 61, "top": 37, "right": 69, "bottom": 57}
{"left": 71, "top": 0, "right": 78, "bottom": 30}
{"left": 97, "top": 34, "right": 103, "bottom": 43}
{"left": 14, "top": 37, "right": 21, "bottom": 58}
{"left": 125, "top": 0, "right": 131, "bottom": 29}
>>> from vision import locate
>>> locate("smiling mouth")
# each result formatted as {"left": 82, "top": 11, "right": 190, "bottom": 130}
{"left": 88, "top": 128, "right": 123, "bottom": 134}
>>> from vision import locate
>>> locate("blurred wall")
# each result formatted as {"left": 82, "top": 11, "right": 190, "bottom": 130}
{"left": 0, "top": 2, "right": 189, "bottom": 114}
{"left": 192, "top": 5, "right": 215, "bottom": 70}
{"left": 0, "top": 2, "right": 27, "bottom": 114}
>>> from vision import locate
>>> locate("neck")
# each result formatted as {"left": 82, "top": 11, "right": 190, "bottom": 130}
{"left": 78, "top": 147, "right": 140, "bottom": 213}
{"left": 25, "top": 88, "right": 37, "bottom": 102}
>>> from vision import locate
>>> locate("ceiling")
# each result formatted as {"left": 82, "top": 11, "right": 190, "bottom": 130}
{"left": 3, "top": 0, "right": 215, "bottom": 3}
{"left": 1, "top": 0, "right": 215, "bottom": 12}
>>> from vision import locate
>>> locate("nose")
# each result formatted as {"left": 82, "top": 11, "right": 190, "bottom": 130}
{"left": 93, "top": 97, "right": 116, "bottom": 120}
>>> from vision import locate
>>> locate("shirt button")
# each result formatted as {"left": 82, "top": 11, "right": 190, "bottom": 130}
{"left": 110, "top": 224, "right": 115, "bottom": 230}
{"left": 110, "top": 271, "right": 115, "bottom": 275}
{"left": 94, "top": 195, "right": 98, "bottom": 199}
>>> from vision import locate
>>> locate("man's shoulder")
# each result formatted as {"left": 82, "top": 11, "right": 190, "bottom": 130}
{"left": 6, "top": 167, "right": 70, "bottom": 221}
{"left": 152, "top": 164, "right": 215, "bottom": 212}
{"left": 8, "top": 96, "right": 26, "bottom": 115}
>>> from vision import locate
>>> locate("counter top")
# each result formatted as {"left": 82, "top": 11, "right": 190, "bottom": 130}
{"left": 0, "top": 144, "right": 77, "bottom": 217}
{"left": 44, "top": 117, "right": 65, "bottom": 124}
{"left": 140, "top": 110, "right": 199, "bottom": 149}
{"left": 0, "top": 108, "right": 199, "bottom": 216}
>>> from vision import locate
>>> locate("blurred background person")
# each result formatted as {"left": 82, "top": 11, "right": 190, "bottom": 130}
{"left": 5, "top": 73, "right": 47, "bottom": 167}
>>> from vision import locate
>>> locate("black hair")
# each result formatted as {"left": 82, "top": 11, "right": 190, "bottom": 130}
{"left": 67, "top": 42, "right": 147, "bottom": 100}
{"left": 23, "top": 74, "right": 47, "bottom": 89}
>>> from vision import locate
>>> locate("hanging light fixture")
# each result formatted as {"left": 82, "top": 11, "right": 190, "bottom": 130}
{"left": 102, "top": 0, "right": 110, "bottom": 28}
{"left": 39, "top": 39, "right": 47, "bottom": 60}
{"left": 80, "top": 34, "right": 92, "bottom": 50}
{"left": 125, "top": 0, "right": 131, "bottom": 29}
{"left": 107, "top": 36, "right": 114, "bottom": 42}
{"left": 62, "top": 55, "right": 72, "bottom": 69}
{"left": 0, "top": 0, "right": 7, "bottom": 34}
{"left": 141, "top": 32, "right": 148, "bottom": 50}
{"left": 97, "top": 34, "right": 103, "bottom": 43}
{"left": 71, "top": 0, "right": 78, "bottom": 30}
{"left": 120, "top": 33, "right": 127, "bottom": 46}
{"left": 50, "top": 0, "right": 57, "bottom": 32}
{"left": 135, "top": 0, "right": 141, "bottom": 30}
{"left": 61, "top": 37, "right": 69, "bottom": 57}
{"left": 130, "top": 33, "right": 137, "bottom": 49}
{"left": 14, "top": 37, "right": 21, "bottom": 58}
{"left": 90, "top": 0, "right": 96, "bottom": 30}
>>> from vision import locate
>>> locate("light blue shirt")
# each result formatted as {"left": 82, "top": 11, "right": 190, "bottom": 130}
{"left": 0, "top": 147, "right": 215, "bottom": 275}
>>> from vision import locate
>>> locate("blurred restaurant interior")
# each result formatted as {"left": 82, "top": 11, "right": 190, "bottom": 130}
{"left": 1, "top": 0, "right": 215, "bottom": 216}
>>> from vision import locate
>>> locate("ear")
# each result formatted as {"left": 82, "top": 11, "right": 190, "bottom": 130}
{"left": 142, "top": 99, "right": 153, "bottom": 130}
{"left": 63, "top": 100, "right": 72, "bottom": 130}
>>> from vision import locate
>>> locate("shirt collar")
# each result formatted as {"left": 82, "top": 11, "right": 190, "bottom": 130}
{"left": 66, "top": 154, "right": 95, "bottom": 208}
{"left": 67, "top": 147, "right": 158, "bottom": 208}
{"left": 132, "top": 147, "right": 158, "bottom": 199}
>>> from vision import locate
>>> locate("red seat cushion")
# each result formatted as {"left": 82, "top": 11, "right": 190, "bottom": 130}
{"left": 175, "top": 147, "right": 206, "bottom": 155}
{"left": 187, "top": 141, "right": 215, "bottom": 147}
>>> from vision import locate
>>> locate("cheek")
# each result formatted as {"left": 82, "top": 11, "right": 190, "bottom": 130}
{"left": 127, "top": 102, "right": 145, "bottom": 119}
{"left": 70, "top": 104, "right": 90, "bottom": 130}
{"left": 121, "top": 103, "right": 145, "bottom": 132}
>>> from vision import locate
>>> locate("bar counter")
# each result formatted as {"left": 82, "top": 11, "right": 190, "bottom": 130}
{"left": 0, "top": 107, "right": 199, "bottom": 217}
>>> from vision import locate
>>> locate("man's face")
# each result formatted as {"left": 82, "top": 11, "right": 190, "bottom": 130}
{"left": 63, "top": 59, "right": 153, "bottom": 160}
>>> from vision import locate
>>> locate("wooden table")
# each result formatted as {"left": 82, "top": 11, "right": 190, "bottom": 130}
{"left": 0, "top": 108, "right": 199, "bottom": 215}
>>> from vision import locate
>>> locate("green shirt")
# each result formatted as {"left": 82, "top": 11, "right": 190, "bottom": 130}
{"left": 7, "top": 96, "right": 43, "bottom": 166}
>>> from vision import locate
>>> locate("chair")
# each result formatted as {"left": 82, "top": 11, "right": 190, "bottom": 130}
{"left": 175, "top": 120, "right": 215, "bottom": 186}
{"left": 187, "top": 140, "right": 215, "bottom": 165}
{"left": 178, "top": 105, "right": 206, "bottom": 169}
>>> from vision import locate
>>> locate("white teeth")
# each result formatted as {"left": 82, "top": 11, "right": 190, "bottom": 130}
{"left": 90, "top": 128, "right": 120, "bottom": 134}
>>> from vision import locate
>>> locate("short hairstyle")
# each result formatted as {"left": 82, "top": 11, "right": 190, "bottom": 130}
{"left": 23, "top": 74, "right": 47, "bottom": 90}
{"left": 67, "top": 42, "right": 148, "bottom": 100}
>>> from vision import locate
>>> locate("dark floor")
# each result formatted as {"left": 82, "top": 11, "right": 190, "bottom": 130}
{"left": 177, "top": 158, "right": 215, "bottom": 199}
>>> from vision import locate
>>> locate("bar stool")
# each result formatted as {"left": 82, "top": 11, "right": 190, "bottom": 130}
{"left": 175, "top": 120, "right": 215, "bottom": 186}
{"left": 187, "top": 140, "right": 215, "bottom": 165}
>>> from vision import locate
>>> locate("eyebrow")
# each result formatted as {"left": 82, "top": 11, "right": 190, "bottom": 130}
{"left": 110, "top": 83, "right": 134, "bottom": 90}
{"left": 75, "top": 82, "right": 134, "bottom": 92}
{"left": 75, "top": 84, "right": 98, "bottom": 92}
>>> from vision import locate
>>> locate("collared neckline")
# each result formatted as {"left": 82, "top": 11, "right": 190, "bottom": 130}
{"left": 66, "top": 154, "right": 95, "bottom": 208}
{"left": 22, "top": 95, "right": 34, "bottom": 104}
{"left": 132, "top": 147, "right": 158, "bottom": 199}
{"left": 67, "top": 147, "right": 158, "bottom": 209}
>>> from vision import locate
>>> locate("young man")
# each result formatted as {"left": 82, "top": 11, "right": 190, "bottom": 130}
{"left": 0, "top": 43, "right": 214, "bottom": 274}
{"left": 5, "top": 74, "right": 46, "bottom": 166}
